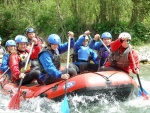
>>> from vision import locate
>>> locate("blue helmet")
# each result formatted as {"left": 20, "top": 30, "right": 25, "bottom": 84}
{"left": 26, "top": 28, "right": 35, "bottom": 34}
{"left": 15, "top": 35, "right": 22, "bottom": 42}
{"left": 0, "top": 37, "right": 2, "bottom": 41}
{"left": 101, "top": 32, "right": 112, "bottom": 39}
{"left": 5, "top": 40, "right": 16, "bottom": 46}
{"left": 16, "top": 35, "right": 28, "bottom": 43}
{"left": 48, "top": 34, "right": 61, "bottom": 45}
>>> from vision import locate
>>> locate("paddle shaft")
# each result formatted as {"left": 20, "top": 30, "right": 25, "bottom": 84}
{"left": 136, "top": 74, "right": 144, "bottom": 92}
{"left": 129, "top": 44, "right": 144, "bottom": 92}
{"left": 65, "top": 38, "right": 71, "bottom": 94}
{"left": 88, "top": 35, "right": 92, "bottom": 41}
{"left": 99, "top": 38, "right": 110, "bottom": 53}
{"left": 24, "top": 42, "right": 34, "bottom": 72}
{"left": 66, "top": 38, "right": 71, "bottom": 72}
{"left": 59, "top": 36, "right": 71, "bottom": 113}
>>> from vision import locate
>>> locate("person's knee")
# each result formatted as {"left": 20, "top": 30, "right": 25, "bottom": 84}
{"left": 69, "top": 68, "right": 77, "bottom": 76}
{"left": 98, "top": 66, "right": 105, "bottom": 71}
{"left": 32, "top": 70, "right": 41, "bottom": 75}
{"left": 69, "top": 63, "right": 79, "bottom": 73}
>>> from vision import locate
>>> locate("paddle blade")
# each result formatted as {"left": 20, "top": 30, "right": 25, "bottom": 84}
{"left": 142, "top": 92, "right": 149, "bottom": 100}
{"left": 138, "top": 88, "right": 149, "bottom": 100}
{"left": 60, "top": 96, "right": 70, "bottom": 113}
{"left": 138, "top": 88, "right": 148, "bottom": 96}
{"left": 8, "top": 92, "right": 21, "bottom": 110}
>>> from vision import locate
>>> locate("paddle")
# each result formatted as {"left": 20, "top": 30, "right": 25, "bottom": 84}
{"left": 129, "top": 44, "right": 149, "bottom": 100}
{"left": 99, "top": 38, "right": 110, "bottom": 53}
{"left": 60, "top": 37, "right": 71, "bottom": 113}
{"left": 8, "top": 42, "right": 35, "bottom": 109}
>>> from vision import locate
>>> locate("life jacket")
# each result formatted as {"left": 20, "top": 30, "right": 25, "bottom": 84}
{"left": 38, "top": 47, "right": 60, "bottom": 73}
{"left": 108, "top": 47, "right": 130, "bottom": 68}
{"left": 72, "top": 46, "right": 91, "bottom": 62}
{"left": 97, "top": 45, "right": 110, "bottom": 66}
{"left": 18, "top": 51, "right": 31, "bottom": 73}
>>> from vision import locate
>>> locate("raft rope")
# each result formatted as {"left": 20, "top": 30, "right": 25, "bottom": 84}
{"left": 95, "top": 71, "right": 119, "bottom": 81}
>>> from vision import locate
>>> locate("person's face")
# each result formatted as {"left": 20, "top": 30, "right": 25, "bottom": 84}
{"left": 51, "top": 44, "right": 59, "bottom": 50}
{"left": 18, "top": 42, "right": 27, "bottom": 51}
{"left": 122, "top": 39, "right": 130, "bottom": 48}
{"left": 82, "top": 39, "right": 89, "bottom": 46}
{"left": 7, "top": 46, "right": 16, "bottom": 52}
{"left": 27, "top": 32, "right": 35, "bottom": 39}
{"left": 102, "top": 38, "right": 111, "bottom": 46}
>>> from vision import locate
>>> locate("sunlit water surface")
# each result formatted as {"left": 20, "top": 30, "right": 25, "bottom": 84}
{"left": 0, "top": 64, "right": 150, "bottom": 113}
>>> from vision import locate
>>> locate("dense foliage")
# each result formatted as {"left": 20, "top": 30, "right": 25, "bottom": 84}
{"left": 0, "top": 0, "right": 150, "bottom": 45}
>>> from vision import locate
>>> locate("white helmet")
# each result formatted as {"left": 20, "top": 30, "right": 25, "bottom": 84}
{"left": 118, "top": 32, "right": 131, "bottom": 40}
{"left": 79, "top": 35, "right": 89, "bottom": 40}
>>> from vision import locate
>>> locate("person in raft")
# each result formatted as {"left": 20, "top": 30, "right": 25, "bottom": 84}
{"left": 0, "top": 40, "right": 16, "bottom": 80}
{"left": 89, "top": 32, "right": 112, "bottom": 69}
{"left": 26, "top": 28, "right": 45, "bottom": 72}
{"left": 100, "top": 32, "right": 139, "bottom": 74}
{"left": 72, "top": 31, "right": 98, "bottom": 73}
{"left": 38, "top": 32, "right": 78, "bottom": 85}
{"left": 0, "top": 37, "right": 6, "bottom": 67}
{"left": 9, "top": 35, "right": 41, "bottom": 85}
{"left": 26, "top": 27, "right": 46, "bottom": 48}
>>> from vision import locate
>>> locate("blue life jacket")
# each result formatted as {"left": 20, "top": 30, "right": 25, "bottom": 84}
{"left": 78, "top": 46, "right": 91, "bottom": 61}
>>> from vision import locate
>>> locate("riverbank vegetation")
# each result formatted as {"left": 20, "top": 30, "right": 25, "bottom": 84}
{"left": 0, "top": 0, "right": 150, "bottom": 46}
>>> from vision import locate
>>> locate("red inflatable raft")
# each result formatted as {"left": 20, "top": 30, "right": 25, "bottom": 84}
{"left": 0, "top": 71, "right": 138, "bottom": 101}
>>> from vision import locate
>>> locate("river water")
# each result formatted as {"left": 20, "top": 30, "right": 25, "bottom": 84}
{"left": 0, "top": 64, "right": 150, "bottom": 113}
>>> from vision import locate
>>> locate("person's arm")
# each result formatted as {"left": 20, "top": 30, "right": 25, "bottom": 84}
{"left": 89, "top": 40, "right": 102, "bottom": 51}
{"left": 110, "top": 38, "right": 122, "bottom": 52}
{"left": 89, "top": 39, "right": 95, "bottom": 49}
{"left": 58, "top": 31, "right": 75, "bottom": 54}
{"left": 74, "top": 36, "right": 85, "bottom": 53}
{"left": 39, "top": 52, "right": 62, "bottom": 78}
{"left": 129, "top": 49, "right": 140, "bottom": 74}
{"left": 59, "top": 38, "right": 75, "bottom": 54}
{"left": 89, "top": 34, "right": 101, "bottom": 51}
{"left": 9, "top": 53, "right": 21, "bottom": 80}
